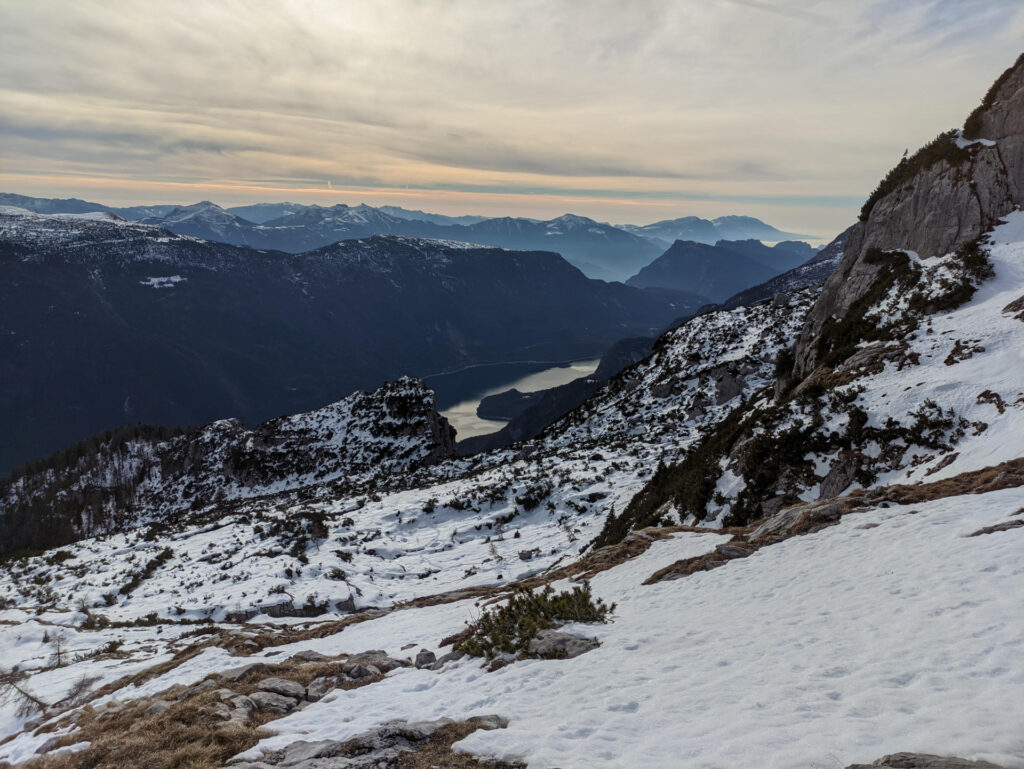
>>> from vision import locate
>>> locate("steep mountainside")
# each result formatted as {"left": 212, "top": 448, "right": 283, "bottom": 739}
{"left": 793, "top": 53, "right": 1024, "bottom": 379}
{"left": 0, "top": 210, "right": 702, "bottom": 472}
{"left": 625, "top": 239, "right": 779, "bottom": 301}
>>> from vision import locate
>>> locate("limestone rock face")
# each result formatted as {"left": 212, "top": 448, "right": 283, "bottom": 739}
{"left": 793, "top": 54, "right": 1024, "bottom": 379}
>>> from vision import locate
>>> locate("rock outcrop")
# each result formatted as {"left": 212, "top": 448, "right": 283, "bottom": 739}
{"left": 793, "top": 53, "right": 1024, "bottom": 379}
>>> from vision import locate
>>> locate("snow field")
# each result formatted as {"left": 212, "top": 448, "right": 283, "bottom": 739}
{"left": 237, "top": 489, "right": 1024, "bottom": 769}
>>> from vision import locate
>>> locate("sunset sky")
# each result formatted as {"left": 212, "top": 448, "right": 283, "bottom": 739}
{"left": 1, "top": 0, "right": 1021, "bottom": 237}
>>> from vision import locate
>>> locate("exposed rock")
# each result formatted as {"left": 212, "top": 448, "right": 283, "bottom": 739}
{"left": 715, "top": 372, "right": 743, "bottom": 404}
{"left": 342, "top": 662, "right": 379, "bottom": 680}
{"left": 714, "top": 543, "right": 753, "bottom": 559}
{"left": 466, "top": 714, "right": 510, "bottom": 730}
{"left": 414, "top": 649, "right": 436, "bottom": 668}
{"left": 844, "top": 753, "right": 1008, "bottom": 769}
{"left": 429, "top": 650, "right": 466, "bottom": 670}
{"left": 347, "top": 650, "right": 410, "bottom": 672}
{"left": 176, "top": 678, "right": 219, "bottom": 699}
{"left": 287, "top": 649, "right": 330, "bottom": 663}
{"left": 748, "top": 501, "right": 843, "bottom": 544}
{"left": 257, "top": 677, "right": 307, "bottom": 700}
{"left": 143, "top": 699, "right": 173, "bottom": 716}
{"left": 527, "top": 629, "right": 600, "bottom": 659}
{"left": 793, "top": 53, "right": 1024, "bottom": 379}
{"left": 820, "top": 451, "right": 863, "bottom": 499}
{"left": 249, "top": 690, "right": 299, "bottom": 715}
{"left": 220, "top": 662, "right": 271, "bottom": 683}
{"left": 306, "top": 676, "right": 336, "bottom": 701}
{"left": 275, "top": 739, "right": 345, "bottom": 766}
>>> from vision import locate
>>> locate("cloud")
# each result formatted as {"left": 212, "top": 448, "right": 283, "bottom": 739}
{"left": 1, "top": 0, "right": 1022, "bottom": 235}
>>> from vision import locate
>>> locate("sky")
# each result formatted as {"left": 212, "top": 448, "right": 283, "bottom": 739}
{"left": 0, "top": 0, "right": 1021, "bottom": 238}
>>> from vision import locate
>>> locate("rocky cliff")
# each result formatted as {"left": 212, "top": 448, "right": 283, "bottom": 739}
{"left": 793, "top": 53, "right": 1024, "bottom": 378}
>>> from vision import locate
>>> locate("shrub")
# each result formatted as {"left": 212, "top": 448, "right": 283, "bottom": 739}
{"left": 458, "top": 584, "right": 614, "bottom": 659}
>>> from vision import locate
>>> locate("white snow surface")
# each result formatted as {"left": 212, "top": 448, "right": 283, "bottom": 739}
{"left": 237, "top": 490, "right": 1024, "bottom": 768}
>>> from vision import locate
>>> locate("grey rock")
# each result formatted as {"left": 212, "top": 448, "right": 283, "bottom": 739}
{"left": 277, "top": 739, "right": 345, "bottom": 766}
{"left": 714, "top": 543, "right": 753, "bottom": 559}
{"left": 714, "top": 372, "right": 743, "bottom": 404}
{"left": 429, "top": 650, "right": 466, "bottom": 670}
{"left": 220, "top": 662, "right": 270, "bottom": 683}
{"left": 414, "top": 649, "right": 436, "bottom": 668}
{"left": 771, "top": 292, "right": 790, "bottom": 307}
{"left": 143, "top": 699, "right": 173, "bottom": 716}
{"left": 527, "top": 629, "right": 600, "bottom": 659}
{"left": 793, "top": 55, "right": 1024, "bottom": 379}
{"left": 35, "top": 736, "right": 65, "bottom": 755}
{"left": 348, "top": 651, "right": 410, "bottom": 672}
{"left": 229, "top": 694, "right": 256, "bottom": 711}
{"left": 288, "top": 649, "right": 330, "bottom": 663}
{"left": 749, "top": 501, "right": 843, "bottom": 543}
{"left": 342, "top": 662, "right": 379, "bottom": 679}
{"left": 306, "top": 675, "right": 337, "bottom": 701}
{"left": 177, "top": 678, "right": 219, "bottom": 700}
{"left": 466, "top": 714, "right": 509, "bottom": 730}
{"left": 845, "top": 753, "right": 1008, "bottom": 769}
{"left": 820, "top": 451, "right": 862, "bottom": 499}
{"left": 258, "top": 677, "right": 307, "bottom": 700}
{"left": 249, "top": 690, "right": 299, "bottom": 715}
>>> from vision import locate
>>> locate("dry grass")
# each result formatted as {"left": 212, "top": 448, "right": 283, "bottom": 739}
{"left": 19, "top": 689, "right": 272, "bottom": 769}
{"left": 21, "top": 652, "right": 387, "bottom": 769}
{"left": 395, "top": 722, "right": 526, "bottom": 769}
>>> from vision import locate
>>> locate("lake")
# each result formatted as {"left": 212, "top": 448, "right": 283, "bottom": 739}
{"left": 427, "top": 358, "right": 600, "bottom": 440}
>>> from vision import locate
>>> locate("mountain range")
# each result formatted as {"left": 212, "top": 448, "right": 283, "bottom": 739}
{"left": 0, "top": 193, "right": 813, "bottom": 282}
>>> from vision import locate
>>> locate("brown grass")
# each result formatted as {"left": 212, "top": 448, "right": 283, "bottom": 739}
{"left": 395, "top": 722, "right": 525, "bottom": 769}
{"left": 19, "top": 689, "right": 272, "bottom": 769}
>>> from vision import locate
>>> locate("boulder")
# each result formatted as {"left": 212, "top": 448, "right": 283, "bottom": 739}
{"left": 414, "top": 649, "right": 437, "bottom": 668}
{"left": 249, "top": 691, "right": 299, "bottom": 715}
{"left": 714, "top": 543, "right": 753, "bottom": 559}
{"left": 306, "top": 676, "right": 336, "bottom": 701}
{"left": 527, "top": 629, "right": 599, "bottom": 659}
{"left": 220, "top": 662, "right": 270, "bottom": 683}
{"left": 257, "top": 677, "right": 307, "bottom": 700}
{"left": 287, "top": 649, "right": 330, "bottom": 663}
{"left": 342, "top": 662, "right": 379, "bottom": 680}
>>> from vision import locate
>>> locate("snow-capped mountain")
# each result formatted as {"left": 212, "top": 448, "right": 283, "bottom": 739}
{"left": 620, "top": 214, "right": 813, "bottom": 249}
{"left": 138, "top": 201, "right": 267, "bottom": 247}
{"left": 226, "top": 202, "right": 308, "bottom": 224}
{"left": 378, "top": 205, "right": 489, "bottom": 226}
{"left": 0, "top": 52, "right": 1021, "bottom": 769}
